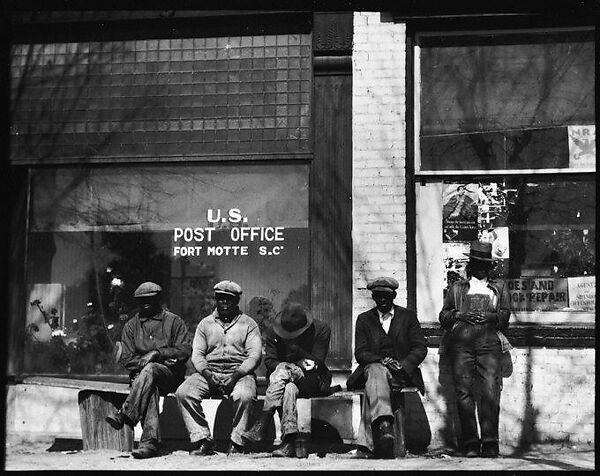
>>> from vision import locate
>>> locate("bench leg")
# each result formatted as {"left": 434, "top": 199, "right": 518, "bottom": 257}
{"left": 78, "top": 390, "right": 134, "bottom": 452}
{"left": 393, "top": 406, "right": 407, "bottom": 458}
{"left": 296, "top": 398, "right": 311, "bottom": 457}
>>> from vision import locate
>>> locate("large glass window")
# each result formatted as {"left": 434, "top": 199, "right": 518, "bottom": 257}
{"left": 24, "top": 163, "right": 309, "bottom": 375}
{"left": 414, "top": 28, "right": 595, "bottom": 324}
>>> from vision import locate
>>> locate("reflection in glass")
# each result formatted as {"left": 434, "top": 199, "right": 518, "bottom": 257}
{"left": 25, "top": 164, "right": 309, "bottom": 376}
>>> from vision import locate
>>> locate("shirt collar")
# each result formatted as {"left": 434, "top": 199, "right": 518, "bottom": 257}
{"left": 139, "top": 309, "right": 164, "bottom": 322}
{"left": 377, "top": 308, "right": 394, "bottom": 320}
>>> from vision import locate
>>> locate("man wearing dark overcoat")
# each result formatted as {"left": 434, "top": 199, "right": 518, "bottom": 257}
{"left": 347, "top": 277, "right": 427, "bottom": 458}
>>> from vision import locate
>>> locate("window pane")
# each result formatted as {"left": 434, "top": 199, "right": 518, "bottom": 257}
{"left": 10, "top": 32, "right": 312, "bottom": 163}
{"left": 419, "top": 30, "right": 594, "bottom": 171}
{"left": 24, "top": 164, "right": 309, "bottom": 376}
{"left": 441, "top": 177, "right": 595, "bottom": 314}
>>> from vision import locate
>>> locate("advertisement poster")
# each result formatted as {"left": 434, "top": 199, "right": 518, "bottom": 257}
{"left": 442, "top": 183, "right": 479, "bottom": 242}
{"left": 442, "top": 181, "right": 510, "bottom": 287}
{"left": 568, "top": 125, "right": 595, "bottom": 170}
{"left": 442, "top": 242, "right": 470, "bottom": 287}
{"left": 477, "top": 182, "right": 509, "bottom": 229}
{"left": 479, "top": 226, "right": 510, "bottom": 260}
{"left": 567, "top": 276, "right": 595, "bottom": 311}
{"left": 504, "top": 278, "right": 569, "bottom": 312}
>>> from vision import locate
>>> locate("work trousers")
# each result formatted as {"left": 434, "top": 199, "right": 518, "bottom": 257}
{"left": 450, "top": 324, "right": 502, "bottom": 448}
{"left": 263, "top": 362, "right": 306, "bottom": 438}
{"left": 175, "top": 372, "right": 257, "bottom": 446}
{"left": 121, "top": 362, "right": 184, "bottom": 450}
{"left": 356, "top": 362, "right": 405, "bottom": 452}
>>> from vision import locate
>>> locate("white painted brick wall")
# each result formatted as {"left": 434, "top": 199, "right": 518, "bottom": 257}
{"left": 349, "top": 12, "right": 594, "bottom": 447}
{"left": 352, "top": 12, "right": 407, "bottom": 355}
{"left": 417, "top": 347, "right": 595, "bottom": 446}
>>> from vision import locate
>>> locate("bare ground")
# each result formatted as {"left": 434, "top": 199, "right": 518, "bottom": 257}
{"left": 4, "top": 439, "right": 595, "bottom": 471}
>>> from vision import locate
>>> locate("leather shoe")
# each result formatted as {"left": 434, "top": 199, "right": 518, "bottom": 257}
{"left": 481, "top": 442, "right": 499, "bottom": 458}
{"left": 132, "top": 446, "right": 158, "bottom": 459}
{"left": 463, "top": 442, "right": 480, "bottom": 458}
{"left": 105, "top": 410, "right": 131, "bottom": 430}
{"left": 272, "top": 440, "right": 296, "bottom": 457}
{"left": 190, "top": 438, "right": 216, "bottom": 456}
{"left": 227, "top": 441, "right": 245, "bottom": 455}
{"left": 349, "top": 448, "right": 374, "bottom": 459}
{"left": 375, "top": 420, "right": 395, "bottom": 458}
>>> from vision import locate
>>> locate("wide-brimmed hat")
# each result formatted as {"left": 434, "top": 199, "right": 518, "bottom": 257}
{"left": 273, "top": 302, "right": 313, "bottom": 340}
{"left": 133, "top": 282, "right": 162, "bottom": 298}
{"left": 463, "top": 240, "right": 496, "bottom": 262}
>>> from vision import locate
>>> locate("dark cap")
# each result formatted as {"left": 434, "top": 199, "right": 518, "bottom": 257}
{"left": 463, "top": 240, "right": 496, "bottom": 262}
{"left": 214, "top": 280, "right": 242, "bottom": 297}
{"left": 366, "top": 277, "right": 399, "bottom": 293}
{"left": 133, "top": 282, "right": 162, "bottom": 298}
{"left": 273, "top": 302, "right": 314, "bottom": 340}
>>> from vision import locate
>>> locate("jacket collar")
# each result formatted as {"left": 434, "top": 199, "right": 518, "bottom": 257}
{"left": 139, "top": 309, "right": 164, "bottom": 322}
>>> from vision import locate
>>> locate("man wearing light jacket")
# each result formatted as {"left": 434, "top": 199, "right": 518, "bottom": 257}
{"left": 175, "top": 280, "right": 262, "bottom": 456}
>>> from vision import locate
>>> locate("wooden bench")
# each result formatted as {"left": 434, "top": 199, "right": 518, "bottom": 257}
{"left": 19, "top": 376, "right": 420, "bottom": 456}
{"left": 297, "top": 387, "right": 419, "bottom": 458}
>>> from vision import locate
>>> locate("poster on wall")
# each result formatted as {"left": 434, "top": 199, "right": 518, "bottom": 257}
{"left": 442, "top": 181, "right": 510, "bottom": 287}
{"left": 442, "top": 183, "right": 479, "bottom": 242}
{"left": 479, "top": 226, "right": 510, "bottom": 260}
{"left": 477, "top": 182, "right": 509, "bottom": 230}
{"left": 567, "top": 276, "right": 595, "bottom": 311}
{"left": 568, "top": 125, "right": 595, "bottom": 170}
{"left": 442, "top": 242, "right": 470, "bottom": 288}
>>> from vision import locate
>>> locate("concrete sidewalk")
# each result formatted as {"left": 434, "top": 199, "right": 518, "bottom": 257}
{"left": 4, "top": 440, "right": 595, "bottom": 471}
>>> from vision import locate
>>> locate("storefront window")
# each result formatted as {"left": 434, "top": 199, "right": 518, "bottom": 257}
{"left": 414, "top": 28, "right": 595, "bottom": 323}
{"left": 24, "top": 163, "right": 309, "bottom": 375}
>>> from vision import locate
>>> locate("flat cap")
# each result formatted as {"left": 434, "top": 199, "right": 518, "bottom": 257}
{"left": 366, "top": 277, "right": 399, "bottom": 293}
{"left": 214, "top": 280, "right": 242, "bottom": 297}
{"left": 133, "top": 281, "right": 162, "bottom": 298}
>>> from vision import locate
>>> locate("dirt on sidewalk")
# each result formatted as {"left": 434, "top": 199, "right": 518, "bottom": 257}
{"left": 3, "top": 439, "right": 595, "bottom": 471}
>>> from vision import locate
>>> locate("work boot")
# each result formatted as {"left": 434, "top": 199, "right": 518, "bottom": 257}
{"left": 242, "top": 410, "right": 273, "bottom": 443}
{"left": 375, "top": 419, "right": 395, "bottom": 459}
{"left": 132, "top": 446, "right": 158, "bottom": 459}
{"left": 480, "top": 442, "right": 499, "bottom": 458}
{"left": 227, "top": 441, "right": 245, "bottom": 456}
{"left": 132, "top": 440, "right": 159, "bottom": 459}
{"left": 189, "top": 438, "right": 216, "bottom": 456}
{"left": 105, "top": 409, "right": 132, "bottom": 430}
{"left": 463, "top": 441, "right": 481, "bottom": 457}
{"left": 272, "top": 440, "right": 296, "bottom": 457}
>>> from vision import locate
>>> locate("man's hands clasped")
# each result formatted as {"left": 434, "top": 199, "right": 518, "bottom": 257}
{"left": 202, "top": 369, "right": 243, "bottom": 395}
{"left": 382, "top": 356, "right": 403, "bottom": 373}
{"left": 455, "top": 310, "right": 498, "bottom": 325}
{"left": 138, "top": 349, "right": 160, "bottom": 369}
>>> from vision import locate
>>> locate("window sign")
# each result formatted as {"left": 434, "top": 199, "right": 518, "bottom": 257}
{"left": 25, "top": 163, "right": 309, "bottom": 376}
{"left": 567, "top": 276, "right": 595, "bottom": 311}
{"left": 568, "top": 125, "right": 595, "bottom": 169}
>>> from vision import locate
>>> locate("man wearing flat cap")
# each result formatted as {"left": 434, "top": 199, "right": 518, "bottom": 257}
{"left": 347, "top": 276, "right": 427, "bottom": 459}
{"left": 242, "top": 301, "right": 333, "bottom": 457}
{"left": 106, "top": 281, "right": 191, "bottom": 459}
{"left": 175, "top": 280, "right": 262, "bottom": 456}
{"left": 439, "top": 240, "right": 511, "bottom": 458}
